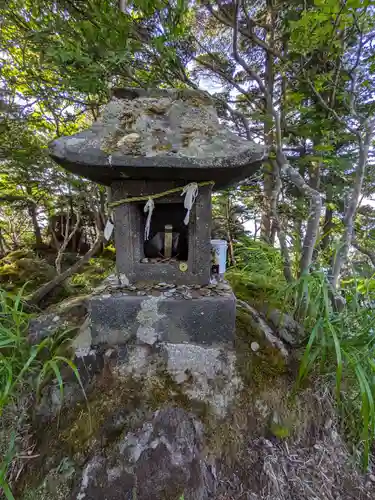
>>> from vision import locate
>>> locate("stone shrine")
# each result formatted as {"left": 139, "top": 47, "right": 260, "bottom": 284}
{"left": 50, "top": 88, "right": 264, "bottom": 348}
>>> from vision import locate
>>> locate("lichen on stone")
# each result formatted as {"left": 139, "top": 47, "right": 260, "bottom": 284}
{"left": 50, "top": 87, "right": 266, "bottom": 181}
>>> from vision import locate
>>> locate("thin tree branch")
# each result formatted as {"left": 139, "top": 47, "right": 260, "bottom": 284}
{"left": 55, "top": 209, "right": 82, "bottom": 274}
{"left": 330, "top": 121, "right": 374, "bottom": 288}
{"left": 232, "top": 0, "right": 269, "bottom": 102}
{"left": 204, "top": 1, "right": 284, "bottom": 60}
{"left": 305, "top": 74, "right": 360, "bottom": 139}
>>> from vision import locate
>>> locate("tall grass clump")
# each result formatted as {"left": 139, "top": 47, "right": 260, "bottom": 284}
{"left": 226, "top": 237, "right": 286, "bottom": 307}
{"left": 229, "top": 239, "right": 375, "bottom": 469}
{"left": 281, "top": 272, "right": 375, "bottom": 469}
{"left": 0, "top": 288, "right": 85, "bottom": 499}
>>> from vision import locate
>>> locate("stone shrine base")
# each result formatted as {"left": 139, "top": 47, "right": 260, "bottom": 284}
{"left": 78, "top": 278, "right": 240, "bottom": 420}
{"left": 89, "top": 278, "right": 236, "bottom": 347}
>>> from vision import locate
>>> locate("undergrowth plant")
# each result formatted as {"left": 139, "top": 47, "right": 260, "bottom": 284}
{"left": 281, "top": 272, "right": 375, "bottom": 469}
{"left": 0, "top": 287, "right": 86, "bottom": 499}
{"left": 230, "top": 240, "right": 375, "bottom": 469}
{"left": 227, "top": 237, "right": 286, "bottom": 307}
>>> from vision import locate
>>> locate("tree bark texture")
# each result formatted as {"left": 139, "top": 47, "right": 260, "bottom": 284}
{"left": 260, "top": 0, "right": 276, "bottom": 245}
{"left": 331, "top": 133, "right": 371, "bottom": 288}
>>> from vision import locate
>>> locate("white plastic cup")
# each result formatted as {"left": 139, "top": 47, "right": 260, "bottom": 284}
{"left": 211, "top": 239, "right": 228, "bottom": 275}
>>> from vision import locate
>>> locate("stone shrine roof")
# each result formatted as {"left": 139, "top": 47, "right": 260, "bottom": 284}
{"left": 49, "top": 88, "right": 265, "bottom": 189}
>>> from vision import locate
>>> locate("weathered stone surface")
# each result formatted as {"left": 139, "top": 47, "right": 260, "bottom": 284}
{"left": 89, "top": 291, "right": 236, "bottom": 346}
{"left": 28, "top": 295, "right": 89, "bottom": 344}
{"left": 112, "top": 344, "right": 156, "bottom": 380}
{"left": 49, "top": 88, "right": 265, "bottom": 188}
{"left": 71, "top": 317, "right": 92, "bottom": 357}
{"left": 73, "top": 407, "right": 214, "bottom": 500}
{"left": 261, "top": 307, "right": 305, "bottom": 346}
{"left": 161, "top": 343, "right": 242, "bottom": 417}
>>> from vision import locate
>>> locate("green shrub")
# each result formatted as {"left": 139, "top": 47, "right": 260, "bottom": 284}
{"left": 0, "top": 253, "right": 56, "bottom": 294}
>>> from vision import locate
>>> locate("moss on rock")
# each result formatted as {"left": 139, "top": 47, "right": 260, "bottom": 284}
{"left": 0, "top": 254, "right": 57, "bottom": 293}
{"left": 235, "top": 308, "right": 287, "bottom": 388}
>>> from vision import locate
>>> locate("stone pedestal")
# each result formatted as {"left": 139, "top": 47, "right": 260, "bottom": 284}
{"left": 85, "top": 281, "right": 239, "bottom": 418}
{"left": 89, "top": 286, "right": 236, "bottom": 346}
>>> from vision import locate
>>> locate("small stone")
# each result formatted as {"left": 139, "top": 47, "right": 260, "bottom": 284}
{"left": 251, "top": 341, "right": 260, "bottom": 352}
{"left": 217, "top": 282, "right": 231, "bottom": 291}
{"left": 128, "top": 286, "right": 137, "bottom": 291}
{"left": 163, "top": 292, "right": 175, "bottom": 298}
{"left": 137, "top": 291, "right": 147, "bottom": 296}
{"left": 105, "top": 274, "right": 121, "bottom": 286}
{"left": 182, "top": 292, "right": 192, "bottom": 300}
{"left": 52, "top": 315, "right": 60, "bottom": 323}
{"left": 117, "top": 133, "right": 141, "bottom": 147}
{"left": 140, "top": 258, "right": 149, "bottom": 263}
{"left": 105, "top": 348, "right": 116, "bottom": 359}
{"left": 207, "top": 284, "right": 216, "bottom": 289}
{"left": 193, "top": 284, "right": 201, "bottom": 289}
{"left": 369, "top": 474, "right": 375, "bottom": 483}
{"left": 158, "top": 282, "right": 168, "bottom": 287}
{"left": 119, "top": 273, "right": 130, "bottom": 286}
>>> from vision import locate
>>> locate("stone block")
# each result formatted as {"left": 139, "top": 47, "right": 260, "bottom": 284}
{"left": 161, "top": 343, "right": 242, "bottom": 417}
{"left": 89, "top": 291, "right": 236, "bottom": 346}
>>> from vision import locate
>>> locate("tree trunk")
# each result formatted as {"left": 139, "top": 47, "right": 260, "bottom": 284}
{"left": 331, "top": 133, "right": 371, "bottom": 289}
{"left": 271, "top": 159, "right": 293, "bottom": 282}
{"left": 25, "top": 185, "right": 43, "bottom": 248}
{"left": 28, "top": 201, "right": 43, "bottom": 248}
{"left": 275, "top": 150, "right": 322, "bottom": 276}
{"left": 321, "top": 183, "right": 334, "bottom": 253}
{"left": 55, "top": 211, "right": 82, "bottom": 274}
{"left": 260, "top": 164, "right": 274, "bottom": 244}
{"left": 29, "top": 232, "right": 104, "bottom": 306}
{"left": 308, "top": 159, "right": 322, "bottom": 263}
{"left": 260, "top": 0, "right": 275, "bottom": 245}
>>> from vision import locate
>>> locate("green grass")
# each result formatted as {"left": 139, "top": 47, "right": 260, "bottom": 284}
{"left": 0, "top": 287, "right": 85, "bottom": 498}
{"left": 231, "top": 240, "right": 375, "bottom": 470}
{"left": 227, "top": 237, "right": 286, "bottom": 307}
{"left": 280, "top": 271, "right": 375, "bottom": 469}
